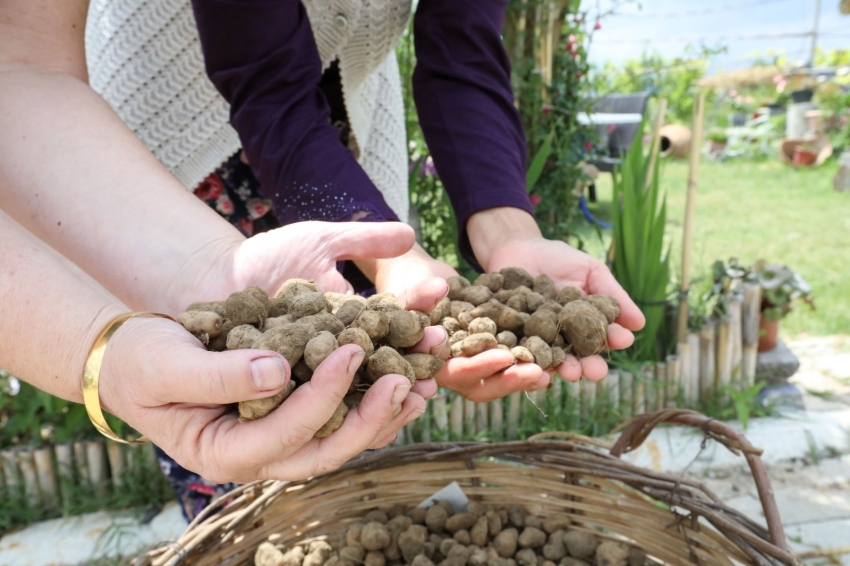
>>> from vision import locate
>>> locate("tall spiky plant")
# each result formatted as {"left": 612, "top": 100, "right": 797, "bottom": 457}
{"left": 609, "top": 127, "right": 671, "bottom": 362}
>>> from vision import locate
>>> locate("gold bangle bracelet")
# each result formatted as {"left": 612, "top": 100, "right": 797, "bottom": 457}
{"left": 82, "top": 311, "right": 174, "bottom": 445}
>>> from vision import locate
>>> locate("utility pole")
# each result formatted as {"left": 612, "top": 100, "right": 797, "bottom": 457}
{"left": 808, "top": 0, "right": 821, "bottom": 67}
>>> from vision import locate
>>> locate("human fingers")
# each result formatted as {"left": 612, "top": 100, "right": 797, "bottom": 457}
{"left": 606, "top": 323, "right": 635, "bottom": 350}
{"left": 320, "top": 221, "right": 416, "bottom": 261}
{"left": 100, "top": 317, "right": 292, "bottom": 408}
{"left": 407, "top": 326, "right": 450, "bottom": 360}
{"left": 435, "top": 349, "right": 548, "bottom": 402}
{"left": 398, "top": 277, "right": 450, "bottom": 314}
{"left": 555, "top": 355, "right": 583, "bottom": 382}
{"left": 262, "top": 371, "right": 419, "bottom": 479}
{"left": 580, "top": 355, "right": 610, "bottom": 381}
{"left": 411, "top": 378, "right": 438, "bottom": 399}
{"left": 586, "top": 261, "right": 645, "bottom": 331}
{"left": 217, "top": 345, "right": 363, "bottom": 482}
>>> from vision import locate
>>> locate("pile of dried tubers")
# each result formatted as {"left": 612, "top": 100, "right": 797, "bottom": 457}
{"left": 176, "top": 279, "right": 444, "bottom": 437}
{"left": 175, "top": 268, "right": 620, "bottom": 438}
{"left": 436, "top": 268, "right": 618, "bottom": 368}
{"left": 254, "top": 501, "right": 646, "bottom": 566}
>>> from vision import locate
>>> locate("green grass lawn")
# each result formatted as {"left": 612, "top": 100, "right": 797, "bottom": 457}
{"left": 572, "top": 157, "right": 848, "bottom": 338}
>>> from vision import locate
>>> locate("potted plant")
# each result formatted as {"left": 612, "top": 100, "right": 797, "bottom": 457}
{"left": 745, "top": 261, "right": 815, "bottom": 352}
{"left": 792, "top": 141, "right": 817, "bottom": 167}
{"left": 707, "top": 129, "right": 728, "bottom": 155}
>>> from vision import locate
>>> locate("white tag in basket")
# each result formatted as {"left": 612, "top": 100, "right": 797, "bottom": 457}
{"left": 416, "top": 481, "right": 468, "bottom": 514}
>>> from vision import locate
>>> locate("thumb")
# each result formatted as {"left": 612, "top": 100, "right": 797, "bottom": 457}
{"left": 320, "top": 221, "right": 416, "bottom": 261}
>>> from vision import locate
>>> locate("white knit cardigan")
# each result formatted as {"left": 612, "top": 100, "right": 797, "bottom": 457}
{"left": 85, "top": 0, "right": 411, "bottom": 222}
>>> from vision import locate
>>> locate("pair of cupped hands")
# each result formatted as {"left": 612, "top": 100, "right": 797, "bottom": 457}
{"left": 99, "top": 222, "right": 644, "bottom": 485}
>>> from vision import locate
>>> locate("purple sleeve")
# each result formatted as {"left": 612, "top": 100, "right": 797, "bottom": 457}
{"left": 412, "top": 0, "right": 534, "bottom": 270}
{"left": 190, "top": 0, "right": 398, "bottom": 225}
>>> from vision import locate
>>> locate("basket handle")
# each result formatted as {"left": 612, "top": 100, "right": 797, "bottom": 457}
{"left": 609, "top": 409, "right": 788, "bottom": 553}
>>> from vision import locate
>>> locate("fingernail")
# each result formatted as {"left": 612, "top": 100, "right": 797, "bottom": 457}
{"left": 429, "top": 329, "right": 449, "bottom": 357}
{"left": 394, "top": 404, "right": 403, "bottom": 417}
{"left": 251, "top": 357, "right": 287, "bottom": 392}
{"left": 348, "top": 350, "right": 367, "bottom": 374}
{"left": 392, "top": 383, "right": 411, "bottom": 406}
{"left": 439, "top": 281, "right": 450, "bottom": 300}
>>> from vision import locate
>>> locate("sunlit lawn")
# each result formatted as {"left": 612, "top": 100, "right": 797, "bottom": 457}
{"left": 571, "top": 157, "right": 848, "bottom": 338}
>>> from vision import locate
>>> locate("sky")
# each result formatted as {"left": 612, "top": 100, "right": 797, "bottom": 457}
{"left": 581, "top": 0, "right": 849, "bottom": 72}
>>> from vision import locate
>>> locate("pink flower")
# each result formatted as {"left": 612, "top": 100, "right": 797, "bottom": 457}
{"left": 776, "top": 80, "right": 787, "bottom": 93}
{"left": 729, "top": 89, "right": 738, "bottom": 97}
{"left": 607, "top": 123, "right": 617, "bottom": 132}
{"left": 542, "top": 105, "right": 551, "bottom": 115}
{"left": 594, "top": 21, "right": 601, "bottom": 30}
{"left": 529, "top": 195, "right": 542, "bottom": 206}
{"left": 744, "top": 96, "right": 753, "bottom": 104}
{"left": 584, "top": 140, "right": 594, "bottom": 151}
{"left": 772, "top": 74, "right": 784, "bottom": 84}
{"left": 568, "top": 34, "right": 578, "bottom": 43}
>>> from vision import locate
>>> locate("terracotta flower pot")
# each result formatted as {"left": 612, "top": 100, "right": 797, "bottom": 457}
{"left": 792, "top": 146, "right": 817, "bottom": 167}
{"left": 708, "top": 140, "right": 727, "bottom": 155}
{"left": 758, "top": 316, "right": 780, "bottom": 352}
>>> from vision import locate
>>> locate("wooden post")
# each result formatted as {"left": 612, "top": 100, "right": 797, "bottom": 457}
{"left": 619, "top": 371, "right": 634, "bottom": 418}
{"left": 699, "top": 320, "right": 717, "bottom": 401}
{"left": 677, "top": 341, "right": 695, "bottom": 405}
{"left": 728, "top": 295, "right": 744, "bottom": 385}
{"left": 475, "top": 403, "right": 488, "bottom": 436}
{"left": 106, "top": 442, "right": 125, "bottom": 488}
{"left": 420, "top": 409, "right": 432, "bottom": 443}
{"left": 677, "top": 93, "right": 707, "bottom": 343}
{"left": 33, "top": 447, "right": 57, "bottom": 508}
{"left": 393, "top": 426, "right": 406, "bottom": 446}
{"left": 580, "top": 378, "right": 596, "bottom": 421}
{"left": 741, "top": 283, "right": 762, "bottom": 388}
{"left": 688, "top": 332, "right": 701, "bottom": 403}
{"left": 633, "top": 368, "right": 647, "bottom": 415}
{"left": 564, "top": 379, "right": 580, "bottom": 425}
{"left": 489, "top": 398, "right": 504, "bottom": 440}
{"left": 73, "top": 441, "right": 90, "bottom": 489}
{"left": 507, "top": 391, "right": 521, "bottom": 440}
{"left": 87, "top": 440, "right": 107, "bottom": 497}
{"left": 653, "top": 362, "right": 667, "bottom": 410}
{"left": 54, "top": 443, "right": 74, "bottom": 508}
{"left": 666, "top": 355, "right": 680, "bottom": 407}
{"left": 716, "top": 316, "right": 732, "bottom": 402}
{"left": 450, "top": 394, "right": 464, "bottom": 440}
{"left": 17, "top": 449, "right": 40, "bottom": 507}
{"left": 1, "top": 449, "right": 19, "bottom": 492}
{"left": 463, "top": 398, "right": 476, "bottom": 437}
{"left": 431, "top": 392, "right": 449, "bottom": 439}
{"left": 605, "top": 370, "right": 621, "bottom": 412}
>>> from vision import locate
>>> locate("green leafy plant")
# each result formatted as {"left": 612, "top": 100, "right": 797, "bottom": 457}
{"left": 609, "top": 124, "right": 672, "bottom": 362}
{"left": 707, "top": 129, "right": 728, "bottom": 143}
{"left": 747, "top": 261, "right": 815, "bottom": 322}
{"left": 728, "top": 382, "right": 765, "bottom": 430}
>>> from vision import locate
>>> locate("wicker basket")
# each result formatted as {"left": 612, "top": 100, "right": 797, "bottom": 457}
{"left": 139, "top": 410, "right": 797, "bottom": 566}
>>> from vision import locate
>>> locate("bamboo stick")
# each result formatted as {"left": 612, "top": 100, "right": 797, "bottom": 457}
{"left": 580, "top": 378, "right": 596, "bottom": 420}
{"left": 489, "top": 398, "right": 504, "bottom": 440}
{"left": 677, "top": 341, "right": 696, "bottom": 405}
{"left": 652, "top": 362, "right": 667, "bottom": 410}
{"left": 33, "top": 447, "right": 57, "bottom": 508}
{"left": 741, "top": 283, "right": 762, "bottom": 388}
{"left": 666, "top": 356, "right": 681, "bottom": 407}
{"left": 431, "top": 392, "right": 449, "bottom": 439}
{"left": 605, "top": 370, "right": 621, "bottom": 411}
{"left": 728, "top": 295, "right": 744, "bottom": 385}
{"left": 564, "top": 379, "right": 580, "bottom": 423}
{"left": 2, "top": 449, "right": 19, "bottom": 492}
{"left": 106, "top": 442, "right": 125, "bottom": 488}
{"left": 716, "top": 316, "right": 732, "bottom": 402}
{"left": 73, "top": 441, "right": 90, "bottom": 488}
{"left": 688, "top": 332, "right": 701, "bottom": 402}
{"left": 87, "top": 440, "right": 107, "bottom": 496}
{"left": 633, "top": 368, "right": 647, "bottom": 415}
{"left": 54, "top": 443, "right": 73, "bottom": 508}
{"left": 506, "top": 392, "right": 521, "bottom": 440}
{"left": 463, "top": 398, "right": 475, "bottom": 437}
{"left": 677, "top": 92, "right": 707, "bottom": 343}
{"left": 420, "top": 410, "right": 432, "bottom": 443}
{"left": 699, "top": 320, "right": 717, "bottom": 400}
{"left": 619, "top": 371, "right": 634, "bottom": 418}
{"left": 393, "top": 426, "right": 406, "bottom": 446}
{"left": 475, "top": 403, "right": 488, "bottom": 436}
{"left": 18, "top": 449, "right": 40, "bottom": 507}
{"left": 450, "top": 394, "right": 464, "bottom": 440}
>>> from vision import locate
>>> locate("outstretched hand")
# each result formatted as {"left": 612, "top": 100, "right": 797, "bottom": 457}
{"left": 99, "top": 317, "right": 425, "bottom": 484}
